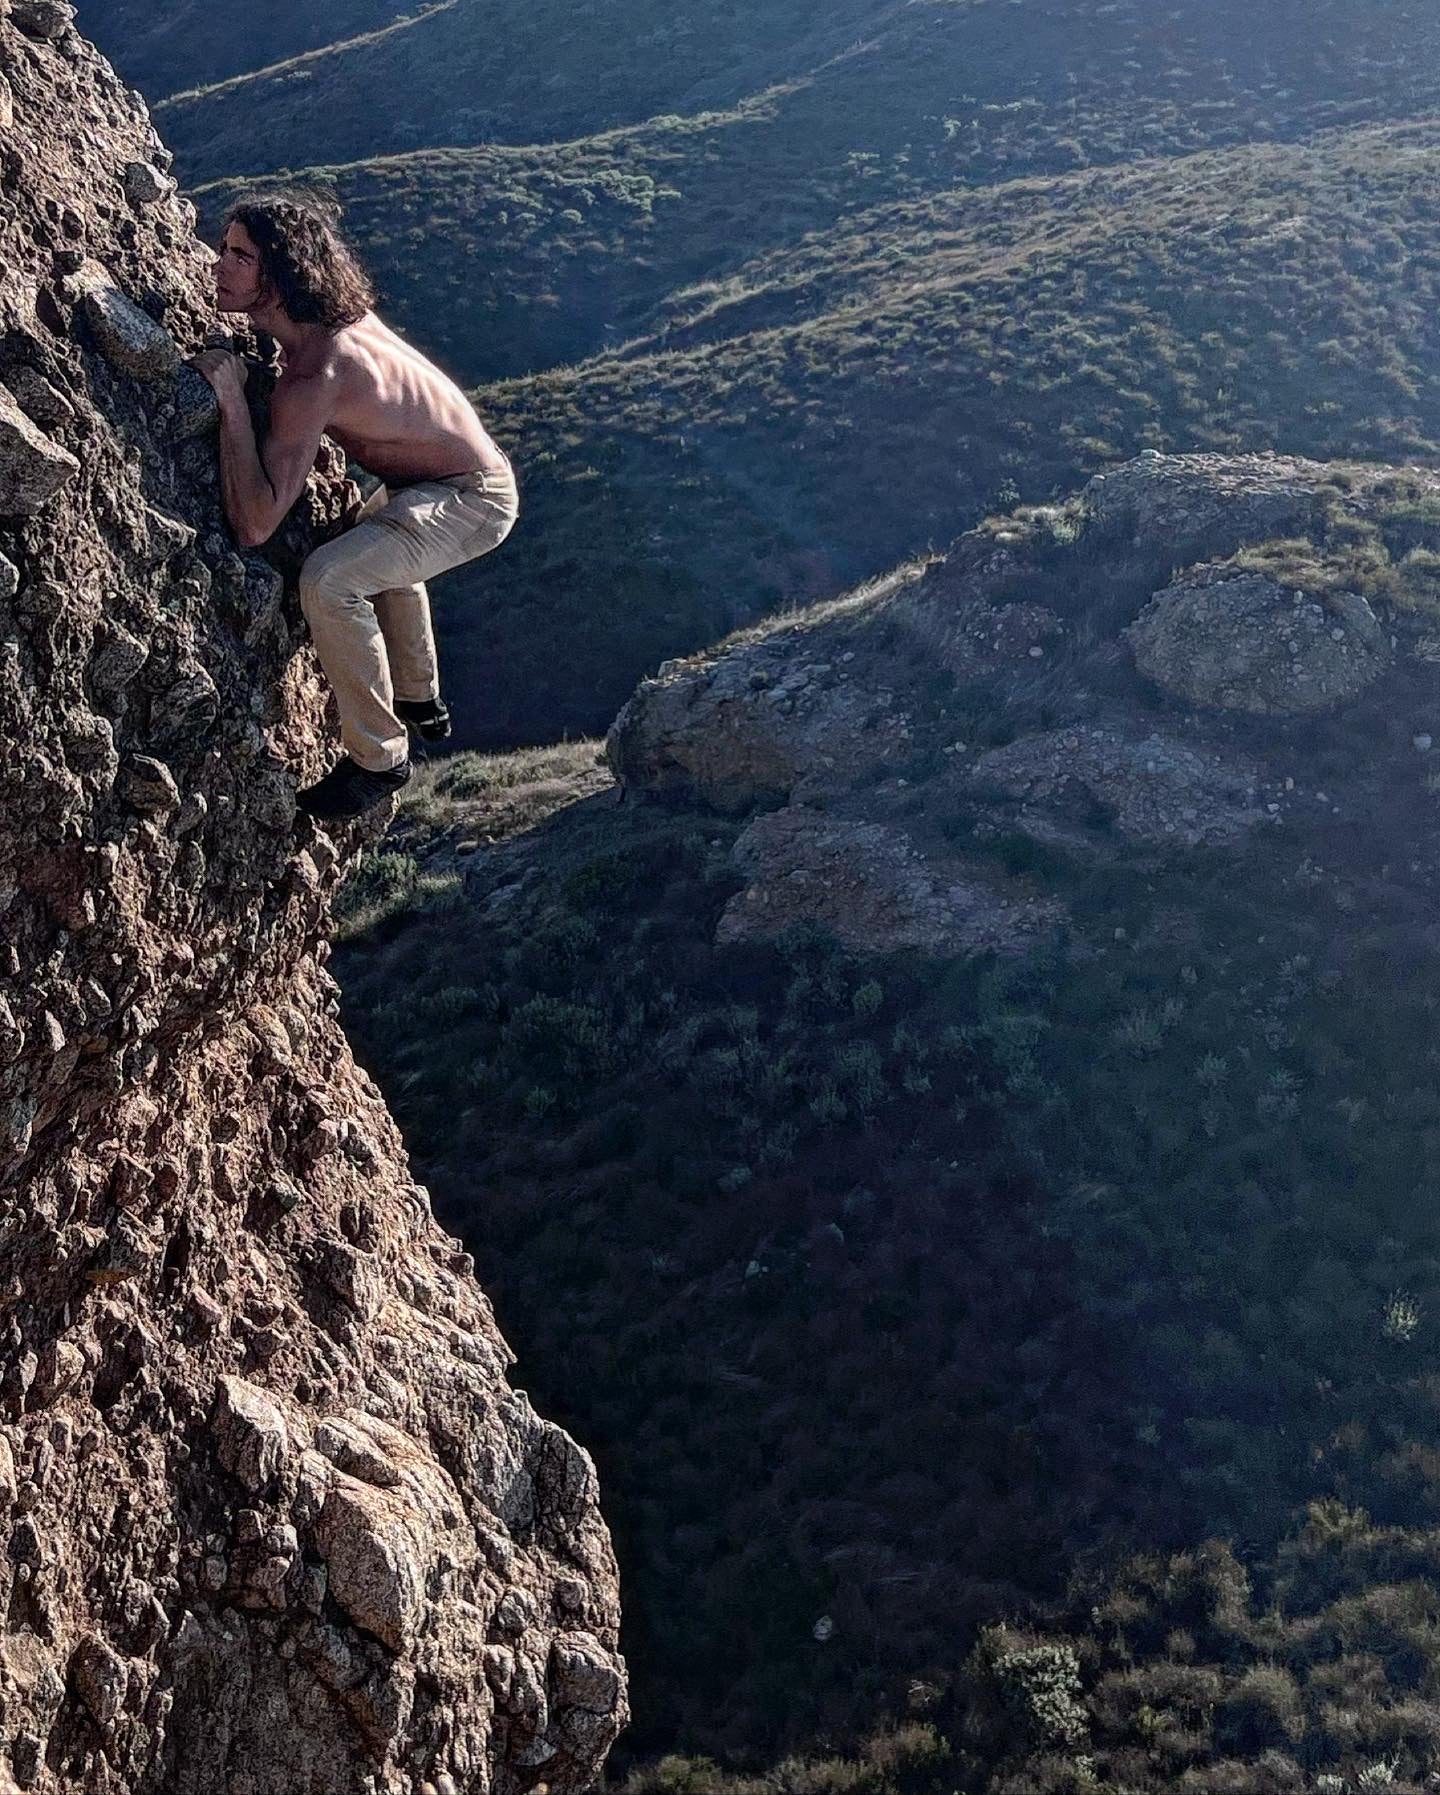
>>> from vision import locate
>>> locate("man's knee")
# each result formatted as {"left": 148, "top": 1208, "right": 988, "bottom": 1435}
{"left": 299, "top": 542, "right": 355, "bottom": 615}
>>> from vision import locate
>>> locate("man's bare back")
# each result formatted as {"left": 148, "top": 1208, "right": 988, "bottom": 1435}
{"left": 284, "top": 312, "right": 508, "bottom": 487}
{"left": 194, "top": 217, "right": 508, "bottom": 544}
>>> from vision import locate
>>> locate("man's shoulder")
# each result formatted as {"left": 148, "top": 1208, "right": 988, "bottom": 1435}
{"left": 275, "top": 342, "right": 344, "bottom": 397}
{"left": 269, "top": 359, "right": 339, "bottom": 435}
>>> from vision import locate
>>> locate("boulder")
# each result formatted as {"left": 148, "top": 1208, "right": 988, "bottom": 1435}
{"left": 0, "top": 380, "right": 79, "bottom": 514}
{"left": 165, "top": 364, "right": 221, "bottom": 440}
{"left": 116, "top": 752, "right": 180, "bottom": 814}
{"left": 10, "top": 0, "right": 74, "bottom": 39}
{"left": 1127, "top": 566, "right": 1389, "bottom": 714}
{"left": 122, "top": 160, "right": 172, "bottom": 207}
{"left": 2, "top": 367, "right": 75, "bottom": 429}
{"left": 312, "top": 1475, "right": 431, "bottom": 1653}
{"left": 69, "top": 1637, "right": 128, "bottom": 1726}
{"left": 70, "top": 263, "right": 181, "bottom": 382}
{"left": 212, "top": 1375, "right": 296, "bottom": 1496}
{"left": 965, "top": 726, "right": 1267, "bottom": 847}
{"left": 1080, "top": 450, "right": 1346, "bottom": 561}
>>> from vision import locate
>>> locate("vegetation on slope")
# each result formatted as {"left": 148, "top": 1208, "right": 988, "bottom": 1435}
{"left": 105, "top": 0, "right": 1440, "bottom": 195}
{"left": 284, "top": 118, "right": 1440, "bottom": 749}
{"left": 330, "top": 491, "right": 1440, "bottom": 1785}
{"left": 97, "top": 0, "right": 1440, "bottom": 752}
{"left": 136, "top": 0, "right": 888, "bottom": 183}
{"left": 74, "top": 0, "right": 401, "bottom": 95}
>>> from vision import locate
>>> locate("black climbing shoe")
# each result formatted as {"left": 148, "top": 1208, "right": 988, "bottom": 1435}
{"left": 395, "top": 695, "right": 452, "bottom": 742}
{"left": 297, "top": 755, "right": 411, "bottom": 820}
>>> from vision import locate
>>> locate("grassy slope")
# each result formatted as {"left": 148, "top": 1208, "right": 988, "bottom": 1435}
{"left": 359, "top": 119, "right": 1440, "bottom": 748}
{"left": 74, "top": 0, "right": 402, "bottom": 94}
{"left": 191, "top": 4, "right": 1440, "bottom": 390}
{"left": 91, "top": 0, "right": 1440, "bottom": 751}
{"left": 143, "top": 0, "right": 891, "bottom": 183}
{"left": 119, "top": 0, "right": 1436, "bottom": 188}
{"left": 329, "top": 493, "right": 1440, "bottom": 1778}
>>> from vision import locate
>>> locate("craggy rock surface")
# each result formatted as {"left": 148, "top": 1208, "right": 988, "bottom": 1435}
{"left": 607, "top": 452, "right": 1440, "bottom": 949}
{"left": 963, "top": 726, "right": 1267, "bottom": 849}
{"left": 0, "top": 14, "right": 624, "bottom": 1795}
{"left": 716, "top": 809, "right": 1062, "bottom": 954}
{"left": 1127, "top": 567, "right": 1389, "bottom": 715}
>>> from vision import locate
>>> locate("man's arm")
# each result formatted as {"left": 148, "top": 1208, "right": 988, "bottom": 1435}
{"left": 191, "top": 351, "right": 330, "bottom": 549}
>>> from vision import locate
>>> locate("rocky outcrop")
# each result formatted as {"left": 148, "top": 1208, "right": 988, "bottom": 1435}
{"left": 0, "top": 16, "right": 624, "bottom": 1795}
{"left": 1077, "top": 449, "right": 1347, "bottom": 562}
{"left": 717, "top": 809, "right": 1063, "bottom": 954}
{"left": 1127, "top": 567, "right": 1389, "bottom": 714}
{"left": 962, "top": 726, "right": 1267, "bottom": 848}
{"left": 608, "top": 452, "right": 1440, "bottom": 950}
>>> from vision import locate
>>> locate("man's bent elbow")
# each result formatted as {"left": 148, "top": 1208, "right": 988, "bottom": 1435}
{"left": 235, "top": 517, "right": 277, "bottom": 550}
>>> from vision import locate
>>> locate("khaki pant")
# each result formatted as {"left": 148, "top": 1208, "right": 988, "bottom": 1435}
{"left": 298, "top": 464, "right": 519, "bottom": 771}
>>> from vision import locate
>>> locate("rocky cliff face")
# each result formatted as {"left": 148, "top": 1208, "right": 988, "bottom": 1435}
{"left": 0, "top": 10, "right": 625, "bottom": 1793}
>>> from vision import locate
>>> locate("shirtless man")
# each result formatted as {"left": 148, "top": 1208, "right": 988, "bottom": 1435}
{"left": 191, "top": 190, "right": 518, "bottom": 820}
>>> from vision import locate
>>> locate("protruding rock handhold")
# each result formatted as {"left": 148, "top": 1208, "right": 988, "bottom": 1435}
{"left": 550, "top": 1632, "right": 624, "bottom": 1715}
{"left": 88, "top": 623, "right": 148, "bottom": 698}
{"left": 0, "top": 997, "right": 22, "bottom": 1064}
{"left": 70, "top": 264, "right": 180, "bottom": 382}
{"left": 315, "top": 1414, "right": 404, "bottom": 1489}
{"left": 213, "top": 1374, "right": 295, "bottom": 1495}
{"left": 123, "top": 160, "right": 172, "bottom": 207}
{"left": 29, "top": 1336, "right": 84, "bottom": 1408}
{"left": 0, "top": 76, "right": 13, "bottom": 131}
{"left": 0, "top": 553, "right": 18, "bottom": 602}
{"left": 0, "top": 380, "right": 80, "bottom": 515}
{"left": 313, "top": 1474, "right": 431, "bottom": 1653}
{"left": 2, "top": 366, "right": 75, "bottom": 429}
{"left": 116, "top": 752, "right": 180, "bottom": 814}
{"left": 85, "top": 1212, "right": 155, "bottom": 1284}
{"left": 166, "top": 364, "right": 221, "bottom": 440}
{"left": 149, "top": 665, "right": 220, "bottom": 743}
{"left": 10, "top": 0, "right": 75, "bottom": 39}
{"left": 69, "top": 1636, "right": 128, "bottom": 1725}
{"left": 1127, "top": 566, "right": 1390, "bottom": 714}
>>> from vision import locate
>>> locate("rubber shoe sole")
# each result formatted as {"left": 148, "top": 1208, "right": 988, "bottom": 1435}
{"left": 297, "top": 756, "right": 411, "bottom": 820}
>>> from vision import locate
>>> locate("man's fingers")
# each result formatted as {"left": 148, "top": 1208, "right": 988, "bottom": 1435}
{"left": 188, "top": 349, "right": 248, "bottom": 393}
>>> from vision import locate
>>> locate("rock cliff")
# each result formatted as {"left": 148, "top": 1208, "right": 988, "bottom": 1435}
{"left": 0, "top": 11, "right": 625, "bottom": 1793}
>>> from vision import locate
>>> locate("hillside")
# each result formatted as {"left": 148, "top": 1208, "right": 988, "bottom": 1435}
{"left": 318, "top": 117, "right": 1440, "bottom": 748}
{"left": 72, "top": 0, "right": 400, "bottom": 95}
{"left": 88, "top": 0, "right": 1440, "bottom": 193}
{"left": 79, "top": 0, "right": 1440, "bottom": 751}
{"left": 90, "top": 0, "right": 890, "bottom": 181}
{"left": 331, "top": 452, "right": 1440, "bottom": 1786}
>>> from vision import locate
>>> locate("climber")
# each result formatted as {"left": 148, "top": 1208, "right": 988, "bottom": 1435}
{"left": 189, "top": 189, "right": 518, "bottom": 821}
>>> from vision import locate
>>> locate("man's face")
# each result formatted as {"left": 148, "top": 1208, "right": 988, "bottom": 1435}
{"left": 214, "top": 222, "right": 265, "bottom": 314}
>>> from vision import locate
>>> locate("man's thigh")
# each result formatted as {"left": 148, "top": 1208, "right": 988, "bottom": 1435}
{"left": 370, "top": 481, "right": 514, "bottom": 586}
{"left": 303, "top": 483, "right": 498, "bottom": 601}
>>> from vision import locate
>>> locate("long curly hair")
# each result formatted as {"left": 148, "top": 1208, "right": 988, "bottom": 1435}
{"left": 222, "top": 189, "right": 376, "bottom": 329}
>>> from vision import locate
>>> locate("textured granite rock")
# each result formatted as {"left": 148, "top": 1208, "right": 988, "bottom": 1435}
{"left": 1127, "top": 567, "right": 1390, "bottom": 714}
{"left": 0, "top": 18, "right": 625, "bottom": 1795}
{"left": 0, "top": 382, "right": 80, "bottom": 515}
{"left": 963, "top": 727, "right": 1267, "bottom": 847}
{"left": 67, "top": 262, "right": 183, "bottom": 383}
